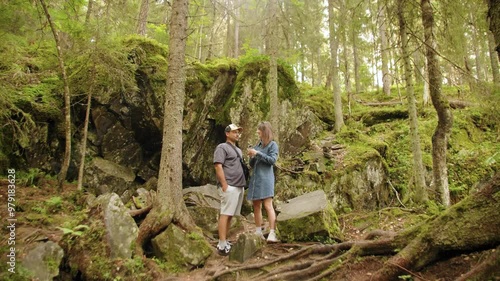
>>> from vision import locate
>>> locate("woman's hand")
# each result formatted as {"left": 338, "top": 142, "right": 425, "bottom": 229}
{"left": 247, "top": 148, "right": 257, "bottom": 157}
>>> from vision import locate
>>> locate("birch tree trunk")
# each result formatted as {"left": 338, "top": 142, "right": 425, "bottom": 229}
{"left": 398, "top": 0, "right": 427, "bottom": 203}
{"left": 421, "top": 0, "right": 453, "bottom": 207}
{"left": 328, "top": 0, "right": 344, "bottom": 132}
{"left": 39, "top": 0, "right": 71, "bottom": 191}
{"left": 135, "top": 0, "right": 197, "bottom": 255}
{"left": 77, "top": 65, "right": 96, "bottom": 191}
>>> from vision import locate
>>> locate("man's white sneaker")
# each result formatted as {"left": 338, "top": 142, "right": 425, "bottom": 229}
{"left": 266, "top": 231, "right": 278, "bottom": 243}
{"left": 217, "top": 244, "right": 231, "bottom": 256}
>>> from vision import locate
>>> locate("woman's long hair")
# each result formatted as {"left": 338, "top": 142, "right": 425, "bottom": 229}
{"left": 258, "top": 121, "right": 274, "bottom": 147}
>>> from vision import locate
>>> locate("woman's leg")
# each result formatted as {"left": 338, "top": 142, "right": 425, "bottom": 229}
{"left": 253, "top": 200, "right": 263, "bottom": 231}
{"left": 263, "top": 197, "right": 276, "bottom": 230}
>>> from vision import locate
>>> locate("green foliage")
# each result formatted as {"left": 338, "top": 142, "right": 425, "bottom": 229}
{"left": 239, "top": 44, "right": 268, "bottom": 66}
{"left": 46, "top": 196, "right": 63, "bottom": 212}
{"left": 17, "top": 168, "right": 45, "bottom": 186}
{"left": 301, "top": 84, "right": 335, "bottom": 125}
{"left": 147, "top": 23, "right": 169, "bottom": 45}
{"left": 57, "top": 225, "right": 89, "bottom": 237}
{"left": 151, "top": 257, "right": 183, "bottom": 273}
{"left": 31, "top": 205, "right": 47, "bottom": 215}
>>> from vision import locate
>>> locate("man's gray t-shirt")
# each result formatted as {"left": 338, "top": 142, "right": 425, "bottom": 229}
{"left": 214, "top": 142, "right": 246, "bottom": 187}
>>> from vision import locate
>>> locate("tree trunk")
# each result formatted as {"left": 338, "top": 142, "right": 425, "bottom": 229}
{"left": 39, "top": 0, "right": 71, "bottom": 192}
{"left": 423, "top": 56, "right": 431, "bottom": 106}
{"left": 268, "top": 0, "right": 280, "bottom": 142}
{"left": 224, "top": 0, "right": 232, "bottom": 57}
{"left": 488, "top": 30, "right": 500, "bottom": 84}
{"left": 421, "top": 0, "right": 452, "bottom": 207}
{"left": 352, "top": 17, "right": 361, "bottom": 96}
{"left": 85, "top": 0, "right": 93, "bottom": 24}
{"left": 488, "top": 0, "right": 500, "bottom": 59}
{"left": 135, "top": 0, "right": 196, "bottom": 255}
{"left": 136, "top": 0, "right": 149, "bottom": 35}
{"left": 379, "top": 3, "right": 391, "bottom": 96}
{"left": 398, "top": 0, "right": 427, "bottom": 203}
{"left": 328, "top": 0, "right": 345, "bottom": 132}
{"left": 77, "top": 65, "right": 96, "bottom": 191}
{"left": 341, "top": 0, "right": 351, "bottom": 98}
{"left": 233, "top": 0, "right": 240, "bottom": 58}
{"left": 413, "top": 48, "right": 424, "bottom": 85}
{"left": 471, "top": 17, "right": 485, "bottom": 81}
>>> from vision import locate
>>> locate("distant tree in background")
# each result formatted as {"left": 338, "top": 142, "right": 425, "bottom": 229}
{"left": 38, "top": 0, "right": 72, "bottom": 191}
{"left": 421, "top": 0, "right": 453, "bottom": 207}
{"left": 398, "top": 0, "right": 427, "bottom": 203}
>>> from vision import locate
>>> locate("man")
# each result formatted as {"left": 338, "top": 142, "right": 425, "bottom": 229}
{"left": 213, "top": 123, "right": 246, "bottom": 255}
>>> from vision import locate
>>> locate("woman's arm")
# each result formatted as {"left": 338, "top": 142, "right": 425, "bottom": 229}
{"left": 255, "top": 141, "right": 278, "bottom": 165}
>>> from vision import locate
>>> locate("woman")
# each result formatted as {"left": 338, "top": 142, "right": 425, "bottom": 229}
{"left": 246, "top": 121, "right": 279, "bottom": 242}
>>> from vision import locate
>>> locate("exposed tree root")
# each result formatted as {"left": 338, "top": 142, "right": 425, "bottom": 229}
{"left": 455, "top": 245, "right": 500, "bottom": 281}
{"left": 134, "top": 205, "right": 174, "bottom": 256}
{"left": 210, "top": 235, "right": 397, "bottom": 280}
{"left": 129, "top": 204, "right": 152, "bottom": 217}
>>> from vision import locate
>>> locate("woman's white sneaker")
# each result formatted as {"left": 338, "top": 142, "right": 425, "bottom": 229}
{"left": 266, "top": 231, "right": 278, "bottom": 243}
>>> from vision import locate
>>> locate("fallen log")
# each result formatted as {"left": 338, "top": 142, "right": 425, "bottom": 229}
{"left": 357, "top": 100, "right": 403, "bottom": 106}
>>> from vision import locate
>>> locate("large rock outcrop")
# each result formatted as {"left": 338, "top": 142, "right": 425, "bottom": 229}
{"left": 78, "top": 39, "right": 324, "bottom": 195}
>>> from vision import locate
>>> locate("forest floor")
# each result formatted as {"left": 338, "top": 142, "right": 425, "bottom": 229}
{"left": 0, "top": 179, "right": 497, "bottom": 281}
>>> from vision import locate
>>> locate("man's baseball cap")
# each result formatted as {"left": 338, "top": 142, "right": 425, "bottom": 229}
{"left": 225, "top": 124, "right": 243, "bottom": 132}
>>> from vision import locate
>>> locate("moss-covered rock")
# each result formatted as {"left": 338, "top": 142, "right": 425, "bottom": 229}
{"left": 277, "top": 190, "right": 342, "bottom": 242}
{"left": 151, "top": 225, "right": 212, "bottom": 270}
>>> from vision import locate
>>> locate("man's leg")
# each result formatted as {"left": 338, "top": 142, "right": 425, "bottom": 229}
{"left": 218, "top": 214, "right": 230, "bottom": 242}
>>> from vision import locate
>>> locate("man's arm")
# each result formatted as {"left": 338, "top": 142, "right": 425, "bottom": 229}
{"left": 214, "top": 163, "right": 228, "bottom": 191}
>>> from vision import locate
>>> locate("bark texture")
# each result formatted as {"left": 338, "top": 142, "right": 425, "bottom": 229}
{"left": 136, "top": 0, "right": 150, "bottom": 35}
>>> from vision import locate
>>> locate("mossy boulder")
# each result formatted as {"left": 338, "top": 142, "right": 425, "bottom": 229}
{"left": 151, "top": 225, "right": 212, "bottom": 269}
{"left": 61, "top": 193, "right": 140, "bottom": 280}
{"left": 21, "top": 241, "right": 64, "bottom": 281}
{"left": 276, "top": 190, "right": 342, "bottom": 242}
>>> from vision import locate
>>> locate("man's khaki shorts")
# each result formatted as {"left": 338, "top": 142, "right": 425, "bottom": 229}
{"left": 219, "top": 185, "right": 244, "bottom": 216}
